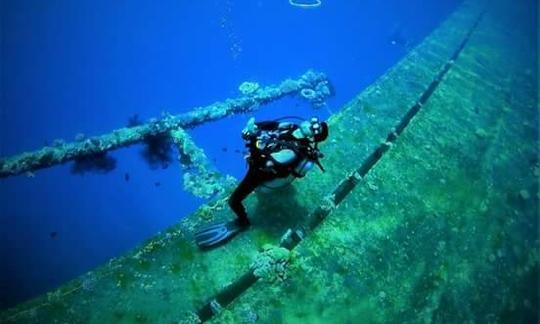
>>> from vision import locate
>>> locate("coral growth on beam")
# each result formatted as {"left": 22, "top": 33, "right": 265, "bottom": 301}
{"left": 0, "top": 70, "right": 332, "bottom": 179}
{"left": 170, "top": 128, "right": 237, "bottom": 199}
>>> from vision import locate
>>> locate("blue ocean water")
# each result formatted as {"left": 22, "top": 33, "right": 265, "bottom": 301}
{"left": 0, "top": 0, "right": 461, "bottom": 309}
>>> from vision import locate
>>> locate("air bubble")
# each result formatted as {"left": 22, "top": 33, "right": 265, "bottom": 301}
{"left": 289, "top": 0, "right": 322, "bottom": 9}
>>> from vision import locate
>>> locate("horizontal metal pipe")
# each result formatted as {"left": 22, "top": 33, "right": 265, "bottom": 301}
{"left": 0, "top": 70, "right": 332, "bottom": 179}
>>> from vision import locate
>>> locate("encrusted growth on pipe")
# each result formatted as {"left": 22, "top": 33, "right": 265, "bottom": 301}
{"left": 170, "top": 128, "right": 237, "bottom": 199}
{"left": 0, "top": 70, "right": 332, "bottom": 179}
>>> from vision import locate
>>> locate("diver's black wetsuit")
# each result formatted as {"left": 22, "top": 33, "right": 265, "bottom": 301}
{"left": 195, "top": 118, "right": 326, "bottom": 249}
{"left": 228, "top": 120, "right": 303, "bottom": 227}
{"left": 228, "top": 167, "right": 280, "bottom": 226}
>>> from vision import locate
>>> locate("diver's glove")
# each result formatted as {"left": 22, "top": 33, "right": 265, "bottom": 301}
{"left": 242, "top": 117, "right": 258, "bottom": 140}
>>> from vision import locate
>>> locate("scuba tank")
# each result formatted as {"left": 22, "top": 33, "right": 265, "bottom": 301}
{"left": 256, "top": 158, "right": 315, "bottom": 193}
{"left": 246, "top": 116, "right": 325, "bottom": 192}
{"left": 294, "top": 159, "right": 315, "bottom": 177}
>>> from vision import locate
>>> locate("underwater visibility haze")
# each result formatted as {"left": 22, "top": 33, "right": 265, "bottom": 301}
{"left": 0, "top": 0, "right": 538, "bottom": 322}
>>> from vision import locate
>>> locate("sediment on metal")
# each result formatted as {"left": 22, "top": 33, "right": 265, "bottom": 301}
{"left": 195, "top": 10, "right": 486, "bottom": 323}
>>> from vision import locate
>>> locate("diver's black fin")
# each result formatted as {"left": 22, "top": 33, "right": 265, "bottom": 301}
{"left": 194, "top": 220, "right": 247, "bottom": 249}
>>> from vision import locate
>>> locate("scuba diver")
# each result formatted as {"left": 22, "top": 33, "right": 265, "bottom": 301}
{"left": 195, "top": 116, "right": 329, "bottom": 249}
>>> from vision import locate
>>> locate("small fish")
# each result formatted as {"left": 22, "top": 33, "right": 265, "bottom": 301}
{"left": 124, "top": 173, "right": 130, "bottom": 181}
{"left": 222, "top": 147, "right": 228, "bottom": 152}
{"left": 234, "top": 149, "right": 241, "bottom": 154}
{"left": 127, "top": 114, "right": 142, "bottom": 127}
{"left": 154, "top": 181, "right": 161, "bottom": 187}
{"left": 161, "top": 162, "right": 169, "bottom": 169}
{"left": 50, "top": 231, "right": 58, "bottom": 239}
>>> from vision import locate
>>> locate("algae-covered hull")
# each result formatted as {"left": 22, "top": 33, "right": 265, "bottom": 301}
{"left": 1, "top": 0, "right": 538, "bottom": 322}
